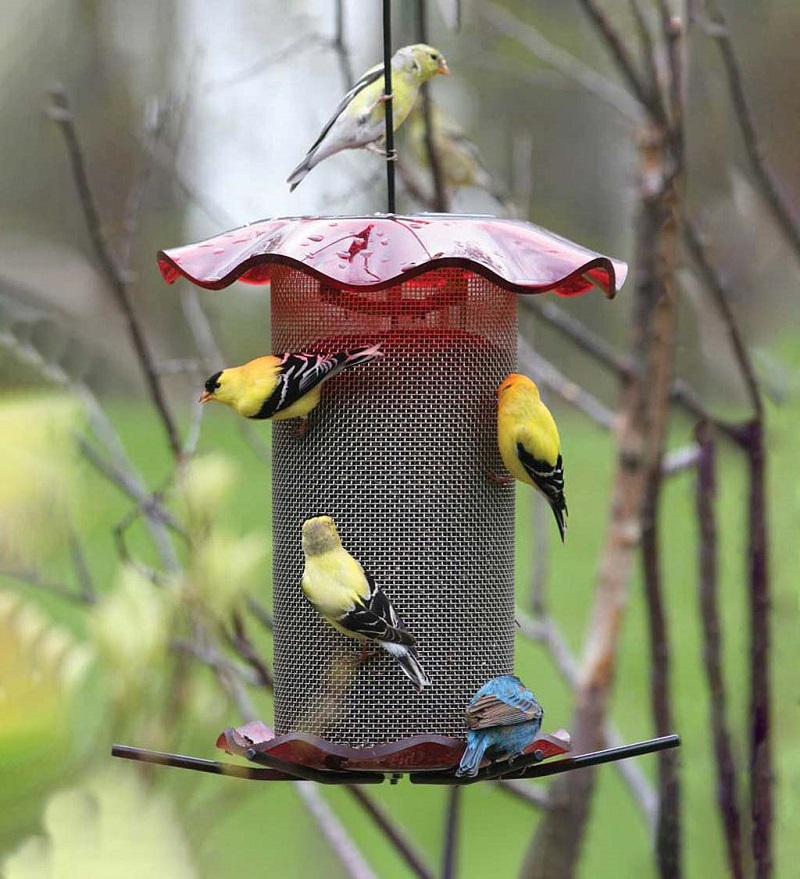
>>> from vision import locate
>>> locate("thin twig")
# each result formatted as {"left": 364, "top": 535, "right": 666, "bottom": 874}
{"left": 296, "top": 785, "right": 378, "bottom": 879}
{"left": 702, "top": 1, "right": 800, "bottom": 264}
{"left": 496, "top": 779, "right": 550, "bottom": 809}
{"left": 682, "top": 219, "right": 761, "bottom": 416}
{"left": 346, "top": 787, "right": 435, "bottom": 879}
{"left": 416, "top": 0, "right": 449, "bottom": 211}
{"left": 170, "top": 639, "right": 261, "bottom": 687}
{"left": 226, "top": 612, "right": 275, "bottom": 690}
{"left": 0, "top": 567, "right": 95, "bottom": 605}
{"left": 333, "top": 0, "right": 355, "bottom": 86}
{"left": 515, "top": 610, "right": 657, "bottom": 831}
{"left": 694, "top": 422, "right": 745, "bottom": 879}
{"left": 481, "top": 3, "right": 640, "bottom": 123}
{"left": 441, "top": 786, "right": 462, "bottom": 879}
{"left": 575, "top": 0, "right": 655, "bottom": 114}
{"left": 47, "top": 85, "right": 182, "bottom": 458}
{"left": 518, "top": 334, "right": 616, "bottom": 430}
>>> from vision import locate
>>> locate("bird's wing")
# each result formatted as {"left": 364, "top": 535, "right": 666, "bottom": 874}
{"left": 337, "top": 573, "right": 416, "bottom": 646}
{"left": 254, "top": 352, "right": 341, "bottom": 418}
{"left": 516, "top": 444, "right": 567, "bottom": 512}
{"left": 305, "top": 64, "right": 385, "bottom": 156}
{"left": 465, "top": 687, "right": 543, "bottom": 730}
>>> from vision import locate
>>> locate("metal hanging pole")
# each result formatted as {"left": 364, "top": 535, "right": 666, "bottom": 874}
{"left": 382, "top": 0, "right": 396, "bottom": 213}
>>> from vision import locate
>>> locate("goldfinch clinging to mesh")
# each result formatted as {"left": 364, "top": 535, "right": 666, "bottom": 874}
{"left": 301, "top": 516, "right": 430, "bottom": 691}
{"left": 496, "top": 373, "right": 568, "bottom": 541}
{"left": 199, "top": 344, "right": 381, "bottom": 433}
{"left": 287, "top": 43, "right": 449, "bottom": 191}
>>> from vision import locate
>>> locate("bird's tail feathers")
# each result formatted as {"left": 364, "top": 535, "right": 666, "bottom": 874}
{"left": 287, "top": 159, "right": 312, "bottom": 192}
{"left": 380, "top": 641, "right": 431, "bottom": 690}
{"left": 456, "top": 736, "right": 489, "bottom": 778}
{"left": 551, "top": 504, "right": 567, "bottom": 543}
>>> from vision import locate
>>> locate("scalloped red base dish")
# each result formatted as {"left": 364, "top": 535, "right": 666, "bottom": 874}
{"left": 216, "top": 721, "right": 572, "bottom": 774}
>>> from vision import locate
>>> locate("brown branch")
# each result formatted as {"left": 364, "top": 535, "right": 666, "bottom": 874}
{"left": 496, "top": 779, "right": 550, "bottom": 809}
{"left": 346, "top": 787, "right": 435, "bottom": 879}
{"left": 703, "top": 1, "right": 800, "bottom": 264}
{"left": 682, "top": 219, "right": 762, "bottom": 417}
{"left": 416, "top": 0, "right": 449, "bottom": 211}
{"left": 641, "top": 423, "right": 682, "bottom": 879}
{"left": 575, "top": 0, "right": 656, "bottom": 114}
{"left": 743, "top": 418, "right": 772, "bottom": 879}
{"left": 521, "top": 102, "right": 682, "bottom": 876}
{"left": 47, "top": 85, "right": 182, "bottom": 458}
{"left": 441, "top": 786, "right": 462, "bottom": 879}
{"left": 226, "top": 613, "right": 274, "bottom": 690}
{"left": 1, "top": 566, "right": 95, "bottom": 606}
{"left": 694, "top": 422, "right": 746, "bottom": 879}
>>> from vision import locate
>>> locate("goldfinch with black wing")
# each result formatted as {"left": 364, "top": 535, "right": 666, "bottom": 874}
{"left": 301, "top": 516, "right": 430, "bottom": 691}
{"left": 287, "top": 43, "right": 449, "bottom": 191}
{"left": 199, "top": 343, "right": 381, "bottom": 433}
{"left": 456, "top": 675, "right": 544, "bottom": 777}
{"left": 497, "top": 373, "right": 568, "bottom": 541}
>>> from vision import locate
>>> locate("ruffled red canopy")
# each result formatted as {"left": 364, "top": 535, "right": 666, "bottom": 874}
{"left": 158, "top": 214, "right": 627, "bottom": 298}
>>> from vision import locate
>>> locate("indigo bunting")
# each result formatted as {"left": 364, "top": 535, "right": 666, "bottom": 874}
{"left": 456, "top": 675, "right": 543, "bottom": 777}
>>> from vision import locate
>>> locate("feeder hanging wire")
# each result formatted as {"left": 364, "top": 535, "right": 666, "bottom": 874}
{"left": 382, "top": 0, "right": 396, "bottom": 213}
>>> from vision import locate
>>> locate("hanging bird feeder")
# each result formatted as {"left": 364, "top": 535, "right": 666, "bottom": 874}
{"left": 140, "top": 213, "right": 630, "bottom": 777}
{"left": 112, "top": 2, "right": 681, "bottom": 784}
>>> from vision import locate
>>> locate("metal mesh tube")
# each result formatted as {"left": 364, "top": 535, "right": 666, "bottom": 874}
{"left": 271, "top": 266, "right": 517, "bottom": 747}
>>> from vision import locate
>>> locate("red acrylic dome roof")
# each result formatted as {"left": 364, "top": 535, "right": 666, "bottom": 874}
{"left": 157, "top": 214, "right": 627, "bottom": 298}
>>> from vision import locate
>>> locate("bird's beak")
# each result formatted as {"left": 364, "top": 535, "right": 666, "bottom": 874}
{"left": 198, "top": 390, "right": 213, "bottom": 404}
{"left": 438, "top": 60, "right": 450, "bottom": 76}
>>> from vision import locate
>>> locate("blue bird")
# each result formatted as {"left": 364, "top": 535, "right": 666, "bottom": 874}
{"left": 456, "top": 675, "right": 544, "bottom": 777}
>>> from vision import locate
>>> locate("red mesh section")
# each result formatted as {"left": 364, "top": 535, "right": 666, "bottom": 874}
{"left": 270, "top": 266, "right": 518, "bottom": 748}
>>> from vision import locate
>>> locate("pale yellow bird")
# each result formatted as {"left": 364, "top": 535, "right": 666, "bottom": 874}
{"left": 287, "top": 43, "right": 449, "bottom": 191}
{"left": 301, "top": 516, "right": 430, "bottom": 690}
{"left": 496, "top": 373, "right": 568, "bottom": 541}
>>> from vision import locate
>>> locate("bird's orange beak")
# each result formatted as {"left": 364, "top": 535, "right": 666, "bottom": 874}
{"left": 198, "top": 390, "right": 214, "bottom": 404}
{"left": 438, "top": 60, "right": 450, "bottom": 76}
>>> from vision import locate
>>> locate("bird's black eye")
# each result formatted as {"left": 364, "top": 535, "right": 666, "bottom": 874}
{"left": 204, "top": 371, "right": 222, "bottom": 393}
{"left": 430, "top": 53, "right": 438, "bottom": 61}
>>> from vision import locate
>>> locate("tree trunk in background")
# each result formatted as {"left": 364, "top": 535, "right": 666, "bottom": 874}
{"left": 520, "top": 118, "right": 681, "bottom": 879}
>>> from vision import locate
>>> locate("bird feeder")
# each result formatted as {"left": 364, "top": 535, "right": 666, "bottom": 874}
{"left": 156, "top": 213, "right": 627, "bottom": 772}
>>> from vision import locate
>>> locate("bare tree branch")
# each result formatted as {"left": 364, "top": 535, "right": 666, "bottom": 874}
{"left": 496, "top": 779, "right": 550, "bottom": 809}
{"left": 694, "top": 422, "right": 746, "bottom": 879}
{"left": 702, "top": 1, "right": 800, "bottom": 264}
{"left": 346, "top": 787, "right": 435, "bottom": 879}
{"left": 47, "top": 86, "right": 182, "bottom": 458}
{"left": 441, "top": 786, "right": 462, "bottom": 879}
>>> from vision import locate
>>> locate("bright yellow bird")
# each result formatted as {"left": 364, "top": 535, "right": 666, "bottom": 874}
{"left": 199, "top": 344, "right": 381, "bottom": 433}
{"left": 496, "top": 373, "right": 568, "bottom": 542}
{"left": 301, "top": 516, "right": 430, "bottom": 691}
{"left": 287, "top": 43, "right": 449, "bottom": 191}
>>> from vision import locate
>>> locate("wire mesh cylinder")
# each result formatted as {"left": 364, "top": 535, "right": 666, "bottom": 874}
{"left": 271, "top": 265, "right": 517, "bottom": 747}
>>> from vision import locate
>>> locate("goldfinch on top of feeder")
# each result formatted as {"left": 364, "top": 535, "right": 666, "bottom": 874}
{"left": 300, "top": 516, "right": 430, "bottom": 691}
{"left": 456, "top": 675, "right": 544, "bottom": 777}
{"left": 496, "top": 373, "right": 568, "bottom": 541}
{"left": 199, "top": 344, "right": 381, "bottom": 434}
{"left": 287, "top": 43, "right": 449, "bottom": 191}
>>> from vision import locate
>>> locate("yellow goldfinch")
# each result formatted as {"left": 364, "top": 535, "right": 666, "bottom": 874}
{"left": 199, "top": 344, "right": 381, "bottom": 433}
{"left": 496, "top": 373, "right": 568, "bottom": 542}
{"left": 301, "top": 516, "right": 430, "bottom": 691}
{"left": 287, "top": 43, "right": 449, "bottom": 191}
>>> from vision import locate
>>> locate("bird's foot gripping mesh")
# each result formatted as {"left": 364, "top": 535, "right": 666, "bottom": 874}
{"left": 271, "top": 266, "right": 517, "bottom": 748}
